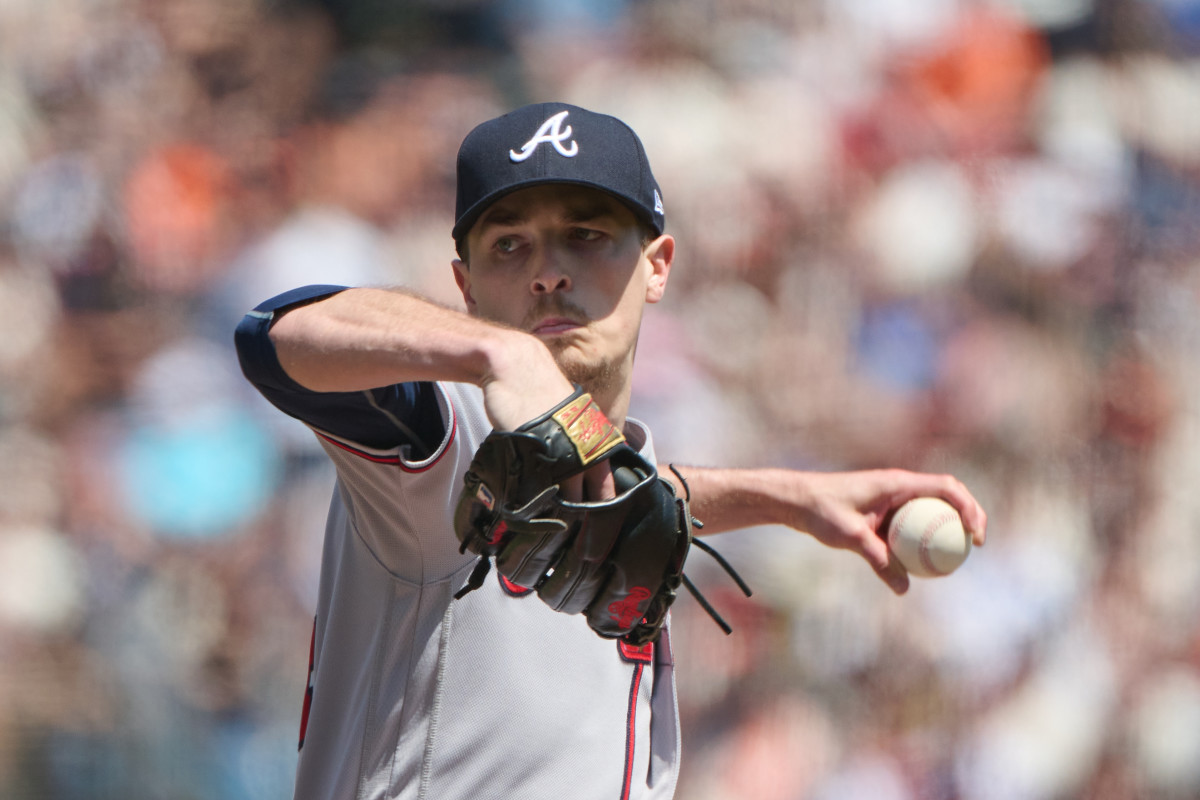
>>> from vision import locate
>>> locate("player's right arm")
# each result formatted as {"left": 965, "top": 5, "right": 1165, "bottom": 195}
{"left": 253, "top": 285, "right": 575, "bottom": 432}
{"left": 661, "top": 465, "right": 988, "bottom": 595}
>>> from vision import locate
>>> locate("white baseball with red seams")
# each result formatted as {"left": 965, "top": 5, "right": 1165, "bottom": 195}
{"left": 887, "top": 497, "right": 971, "bottom": 578}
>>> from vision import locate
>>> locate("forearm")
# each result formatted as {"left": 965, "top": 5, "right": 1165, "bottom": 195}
{"left": 266, "top": 287, "right": 577, "bottom": 430}
{"left": 664, "top": 463, "right": 987, "bottom": 553}
{"left": 662, "top": 466, "right": 802, "bottom": 535}
{"left": 270, "top": 287, "right": 526, "bottom": 392}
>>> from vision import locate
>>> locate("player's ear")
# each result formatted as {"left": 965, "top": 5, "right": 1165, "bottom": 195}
{"left": 642, "top": 234, "right": 674, "bottom": 305}
{"left": 452, "top": 258, "right": 477, "bottom": 312}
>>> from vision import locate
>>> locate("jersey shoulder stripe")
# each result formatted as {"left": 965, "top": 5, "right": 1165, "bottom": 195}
{"left": 312, "top": 388, "right": 459, "bottom": 473}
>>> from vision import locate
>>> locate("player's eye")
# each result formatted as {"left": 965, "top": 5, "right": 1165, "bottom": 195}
{"left": 494, "top": 236, "right": 520, "bottom": 254}
{"left": 571, "top": 228, "right": 603, "bottom": 242}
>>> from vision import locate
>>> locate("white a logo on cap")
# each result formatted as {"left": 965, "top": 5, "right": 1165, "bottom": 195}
{"left": 510, "top": 110, "right": 579, "bottom": 162}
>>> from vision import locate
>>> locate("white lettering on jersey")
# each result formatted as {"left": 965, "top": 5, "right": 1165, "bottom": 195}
{"left": 510, "top": 110, "right": 579, "bottom": 162}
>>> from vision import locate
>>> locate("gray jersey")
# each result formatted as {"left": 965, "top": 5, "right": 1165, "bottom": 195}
{"left": 294, "top": 381, "right": 681, "bottom": 800}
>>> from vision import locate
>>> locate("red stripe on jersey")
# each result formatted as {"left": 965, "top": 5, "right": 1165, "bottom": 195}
{"left": 620, "top": 662, "right": 645, "bottom": 800}
{"left": 498, "top": 573, "right": 533, "bottom": 597}
{"left": 618, "top": 639, "right": 653, "bottom": 665}
{"left": 298, "top": 617, "right": 316, "bottom": 751}
{"left": 316, "top": 433, "right": 402, "bottom": 464}
{"left": 313, "top": 403, "right": 457, "bottom": 473}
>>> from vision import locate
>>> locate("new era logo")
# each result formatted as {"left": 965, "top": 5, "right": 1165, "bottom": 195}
{"left": 510, "top": 110, "right": 579, "bottom": 162}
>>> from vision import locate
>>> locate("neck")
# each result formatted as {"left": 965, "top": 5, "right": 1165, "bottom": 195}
{"left": 559, "top": 354, "right": 634, "bottom": 433}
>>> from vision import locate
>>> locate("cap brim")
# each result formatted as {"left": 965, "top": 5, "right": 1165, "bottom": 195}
{"left": 452, "top": 178, "right": 663, "bottom": 248}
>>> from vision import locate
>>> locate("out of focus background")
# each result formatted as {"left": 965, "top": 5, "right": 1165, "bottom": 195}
{"left": 2, "top": 0, "right": 1199, "bottom": 797}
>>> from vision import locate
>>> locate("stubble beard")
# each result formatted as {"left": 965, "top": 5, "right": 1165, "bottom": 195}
{"left": 546, "top": 337, "right": 623, "bottom": 399}
{"left": 522, "top": 296, "right": 633, "bottom": 405}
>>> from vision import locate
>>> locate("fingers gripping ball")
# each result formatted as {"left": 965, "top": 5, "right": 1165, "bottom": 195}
{"left": 887, "top": 497, "right": 972, "bottom": 578}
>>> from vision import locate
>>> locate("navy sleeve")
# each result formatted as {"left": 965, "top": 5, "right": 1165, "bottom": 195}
{"left": 234, "top": 285, "right": 446, "bottom": 458}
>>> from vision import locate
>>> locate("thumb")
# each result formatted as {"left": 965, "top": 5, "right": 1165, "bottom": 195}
{"left": 861, "top": 530, "right": 909, "bottom": 595}
{"left": 583, "top": 462, "right": 616, "bottom": 502}
{"left": 560, "top": 474, "right": 584, "bottom": 503}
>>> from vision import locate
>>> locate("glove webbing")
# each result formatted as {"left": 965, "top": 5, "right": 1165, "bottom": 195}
{"left": 669, "top": 464, "right": 753, "bottom": 636}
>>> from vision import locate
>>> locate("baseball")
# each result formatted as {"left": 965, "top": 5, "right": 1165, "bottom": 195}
{"left": 887, "top": 497, "right": 971, "bottom": 578}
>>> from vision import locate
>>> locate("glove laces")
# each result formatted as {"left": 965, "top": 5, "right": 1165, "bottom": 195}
{"left": 669, "top": 464, "right": 753, "bottom": 636}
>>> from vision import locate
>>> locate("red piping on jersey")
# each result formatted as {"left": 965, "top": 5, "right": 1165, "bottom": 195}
{"left": 314, "top": 401, "right": 458, "bottom": 474}
{"left": 499, "top": 573, "right": 533, "bottom": 597}
{"left": 316, "top": 434, "right": 402, "bottom": 464}
{"left": 618, "top": 639, "right": 653, "bottom": 664}
{"left": 620, "top": 661, "right": 645, "bottom": 800}
{"left": 298, "top": 617, "right": 316, "bottom": 751}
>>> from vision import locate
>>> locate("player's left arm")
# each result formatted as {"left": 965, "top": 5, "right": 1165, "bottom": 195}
{"left": 660, "top": 466, "right": 988, "bottom": 595}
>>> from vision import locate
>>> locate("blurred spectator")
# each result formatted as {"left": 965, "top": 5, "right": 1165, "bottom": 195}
{"left": 206, "top": 51, "right": 411, "bottom": 331}
{"left": 123, "top": 142, "right": 235, "bottom": 293}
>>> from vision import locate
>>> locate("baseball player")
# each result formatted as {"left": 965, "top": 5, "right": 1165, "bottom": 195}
{"left": 235, "top": 102, "right": 987, "bottom": 800}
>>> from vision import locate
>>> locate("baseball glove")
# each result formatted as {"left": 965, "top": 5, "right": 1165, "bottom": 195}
{"left": 453, "top": 386, "right": 751, "bottom": 645}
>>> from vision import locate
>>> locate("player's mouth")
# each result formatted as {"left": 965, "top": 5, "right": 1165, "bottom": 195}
{"left": 531, "top": 317, "right": 583, "bottom": 336}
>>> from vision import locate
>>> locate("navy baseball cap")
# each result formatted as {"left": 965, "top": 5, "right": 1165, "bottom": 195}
{"left": 453, "top": 102, "right": 665, "bottom": 251}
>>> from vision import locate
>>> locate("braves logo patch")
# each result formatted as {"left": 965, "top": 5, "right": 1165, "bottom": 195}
{"left": 510, "top": 110, "right": 579, "bottom": 162}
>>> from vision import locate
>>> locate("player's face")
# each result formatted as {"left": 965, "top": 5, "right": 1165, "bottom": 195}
{"left": 453, "top": 184, "right": 673, "bottom": 397}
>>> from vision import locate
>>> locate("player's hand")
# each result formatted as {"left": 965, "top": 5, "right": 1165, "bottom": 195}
{"left": 783, "top": 469, "right": 987, "bottom": 595}
{"left": 478, "top": 330, "right": 618, "bottom": 503}
{"left": 559, "top": 460, "right": 617, "bottom": 503}
{"left": 478, "top": 330, "right": 576, "bottom": 431}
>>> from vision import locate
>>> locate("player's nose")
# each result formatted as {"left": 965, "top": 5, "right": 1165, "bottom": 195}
{"left": 529, "top": 244, "right": 572, "bottom": 294}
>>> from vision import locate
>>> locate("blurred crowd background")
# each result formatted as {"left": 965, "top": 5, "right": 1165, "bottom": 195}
{"left": 2, "top": 0, "right": 1200, "bottom": 797}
